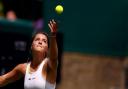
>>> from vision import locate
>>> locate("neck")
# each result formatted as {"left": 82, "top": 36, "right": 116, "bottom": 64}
{"left": 31, "top": 52, "right": 46, "bottom": 67}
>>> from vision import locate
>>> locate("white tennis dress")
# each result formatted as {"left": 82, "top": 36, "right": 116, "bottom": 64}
{"left": 24, "top": 58, "right": 56, "bottom": 89}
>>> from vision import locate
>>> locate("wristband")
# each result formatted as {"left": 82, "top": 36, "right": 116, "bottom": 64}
{"left": 49, "top": 32, "right": 57, "bottom": 37}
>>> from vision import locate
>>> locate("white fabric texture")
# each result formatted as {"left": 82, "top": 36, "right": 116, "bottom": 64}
{"left": 24, "top": 58, "right": 56, "bottom": 89}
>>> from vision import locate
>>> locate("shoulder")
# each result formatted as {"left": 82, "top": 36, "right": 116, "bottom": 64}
{"left": 45, "top": 57, "right": 50, "bottom": 63}
{"left": 46, "top": 57, "right": 58, "bottom": 68}
{"left": 45, "top": 58, "right": 58, "bottom": 72}
{"left": 14, "top": 63, "right": 27, "bottom": 75}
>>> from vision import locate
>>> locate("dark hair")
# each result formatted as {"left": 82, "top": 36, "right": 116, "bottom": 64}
{"left": 27, "top": 31, "right": 49, "bottom": 62}
{"left": 31, "top": 31, "right": 49, "bottom": 48}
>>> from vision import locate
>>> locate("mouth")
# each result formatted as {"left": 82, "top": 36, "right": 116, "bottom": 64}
{"left": 37, "top": 45, "right": 43, "bottom": 48}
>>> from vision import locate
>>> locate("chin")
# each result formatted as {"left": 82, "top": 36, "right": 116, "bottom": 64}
{"left": 35, "top": 49, "right": 43, "bottom": 52}
{"left": 36, "top": 49, "right": 46, "bottom": 53}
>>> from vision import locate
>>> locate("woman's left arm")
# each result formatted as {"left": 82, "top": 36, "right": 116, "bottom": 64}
{"left": 48, "top": 19, "right": 58, "bottom": 70}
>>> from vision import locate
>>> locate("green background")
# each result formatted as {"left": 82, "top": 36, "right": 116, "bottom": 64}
{"left": 0, "top": 0, "right": 128, "bottom": 56}
{"left": 43, "top": 0, "right": 128, "bottom": 56}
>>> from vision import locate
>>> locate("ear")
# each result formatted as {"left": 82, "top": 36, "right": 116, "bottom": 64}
{"left": 31, "top": 43, "right": 33, "bottom": 49}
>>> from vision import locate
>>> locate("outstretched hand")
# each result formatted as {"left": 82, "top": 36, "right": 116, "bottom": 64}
{"left": 48, "top": 19, "right": 57, "bottom": 33}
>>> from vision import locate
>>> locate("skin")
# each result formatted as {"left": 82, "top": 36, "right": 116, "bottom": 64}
{"left": 0, "top": 19, "right": 58, "bottom": 87}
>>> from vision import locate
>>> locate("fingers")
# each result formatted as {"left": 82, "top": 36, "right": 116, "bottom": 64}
{"left": 52, "top": 19, "right": 56, "bottom": 24}
{"left": 48, "top": 19, "right": 57, "bottom": 33}
{"left": 50, "top": 20, "right": 53, "bottom": 28}
{"left": 50, "top": 19, "right": 56, "bottom": 26}
{"left": 48, "top": 23, "right": 53, "bottom": 32}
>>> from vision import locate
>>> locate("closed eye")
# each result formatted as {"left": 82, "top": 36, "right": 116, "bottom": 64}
{"left": 35, "top": 38, "right": 40, "bottom": 41}
{"left": 43, "top": 39, "right": 47, "bottom": 43}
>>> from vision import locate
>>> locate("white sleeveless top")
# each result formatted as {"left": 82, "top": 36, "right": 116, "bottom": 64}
{"left": 24, "top": 58, "right": 56, "bottom": 89}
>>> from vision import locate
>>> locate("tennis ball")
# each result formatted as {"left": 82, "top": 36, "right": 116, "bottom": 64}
{"left": 55, "top": 5, "right": 63, "bottom": 14}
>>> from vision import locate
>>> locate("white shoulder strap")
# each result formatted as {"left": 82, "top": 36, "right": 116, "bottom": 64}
{"left": 26, "top": 62, "right": 30, "bottom": 74}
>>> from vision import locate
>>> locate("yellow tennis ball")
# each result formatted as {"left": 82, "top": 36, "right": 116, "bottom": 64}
{"left": 55, "top": 5, "right": 63, "bottom": 14}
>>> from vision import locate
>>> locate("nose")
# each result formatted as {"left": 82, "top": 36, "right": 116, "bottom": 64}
{"left": 38, "top": 41, "right": 42, "bottom": 44}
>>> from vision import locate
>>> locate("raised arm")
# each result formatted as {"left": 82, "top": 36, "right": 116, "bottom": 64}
{"left": 48, "top": 19, "right": 58, "bottom": 70}
{"left": 0, "top": 64, "right": 25, "bottom": 87}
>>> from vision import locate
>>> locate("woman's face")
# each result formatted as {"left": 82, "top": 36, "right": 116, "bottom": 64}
{"left": 31, "top": 33, "right": 48, "bottom": 53}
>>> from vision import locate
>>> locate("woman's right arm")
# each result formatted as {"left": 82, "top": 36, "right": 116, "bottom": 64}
{"left": 0, "top": 64, "right": 25, "bottom": 87}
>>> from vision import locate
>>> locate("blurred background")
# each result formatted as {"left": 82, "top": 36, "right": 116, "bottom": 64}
{"left": 0, "top": 0, "right": 128, "bottom": 89}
